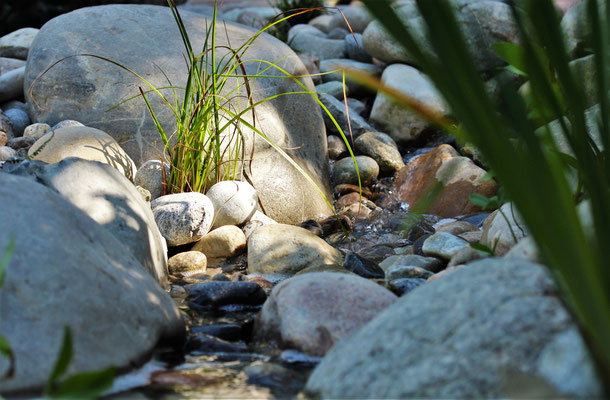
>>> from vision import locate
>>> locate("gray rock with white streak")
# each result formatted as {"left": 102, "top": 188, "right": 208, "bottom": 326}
{"left": 151, "top": 192, "right": 214, "bottom": 246}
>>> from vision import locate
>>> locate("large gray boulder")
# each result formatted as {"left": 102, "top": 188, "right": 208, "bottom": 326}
{"left": 305, "top": 258, "right": 602, "bottom": 398}
{"left": 3, "top": 157, "right": 169, "bottom": 286}
{"left": 0, "top": 172, "right": 184, "bottom": 395}
{"left": 25, "top": 4, "right": 332, "bottom": 225}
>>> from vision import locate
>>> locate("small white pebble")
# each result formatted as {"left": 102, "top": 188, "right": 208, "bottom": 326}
{"left": 23, "top": 123, "right": 51, "bottom": 140}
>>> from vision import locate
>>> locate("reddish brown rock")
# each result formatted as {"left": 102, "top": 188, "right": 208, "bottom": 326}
{"left": 395, "top": 144, "right": 497, "bottom": 218}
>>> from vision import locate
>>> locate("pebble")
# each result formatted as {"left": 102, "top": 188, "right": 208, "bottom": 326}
{"left": 0, "top": 132, "right": 6, "bottom": 147}
{"left": 0, "top": 112, "right": 14, "bottom": 139}
{"left": 205, "top": 180, "right": 258, "bottom": 229}
{"left": 0, "top": 146, "right": 17, "bottom": 161}
{"left": 168, "top": 251, "right": 207, "bottom": 276}
{"left": 342, "top": 251, "right": 385, "bottom": 279}
{"left": 289, "top": 34, "right": 346, "bottom": 60}
{"left": 185, "top": 281, "right": 267, "bottom": 309}
{"left": 316, "top": 81, "right": 349, "bottom": 100}
{"left": 6, "top": 136, "right": 35, "bottom": 150}
{"left": 0, "top": 66, "right": 25, "bottom": 103}
{"left": 336, "top": 192, "right": 368, "bottom": 208}
{"left": 344, "top": 33, "right": 372, "bottom": 63}
{"left": 136, "top": 186, "right": 151, "bottom": 202}
{"left": 388, "top": 277, "right": 427, "bottom": 296}
{"left": 134, "top": 159, "right": 170, "bottom": 200}
{"left": 385, "top": 265, "right": 434, "bottom": 281}
{"left": 328, "top": 5, "right": 373, "bottom": 33}
{"left": 308, "top": 14, "right": 336, "bottom": 34}
{"left": 212, "top": 273, "right": 230, "bottom": 282}
{"left": 23, "top": 123, "right": 51, "bottom": 140}
{"left": 332, "top": 155, "right": 379, "bottom": 186}
{"left": 458, "top": 230, "right": 483, "bottom": 243}
{"left": 346, "top": 98, "right": 366, "bottom": 116}
{"left": 3, "top": 108, "right": 29, "bottom": 136}
{"left": 481, "top": 202, "right": 527, "bottom": 256}
{"left": 379, "top": 254, "right": 445, "bottom": 274}
{"left": 354, "top": 131, "right": 405, "bottom": 173}
{"left": 151, "top": 192, "right": 215, "bottom": 247}
{"left": 320, "top": 58, "right": 383, "bottom": 94}
{"left": 320, "top": 92, "right": 374, "bottom": 137}
{"left": 191, "top": 225, "right": 247, "bottom": 259}
{"left": 328, "top": 27, "right": 350, "bottom": 40}
{"left": 436, "top": 220, "right": 479, "bottom": 236}
{"left": 327, "top": 135, "right": 348, "bottom": 160}
{"left": 0, "top": 57, "right": 25, "bottom": 75}
{"left": 241, "top": 210, "right": 277, "bottom": 240}
{"left": 422, "top": 232, "right": 470, "bottom": 260}
{"left": 0, "top": 28, "right": 39, "bottom": 59}
{"left": 287, "top": 24, "right": 327, "bottom": 42}
{"left": 295, "top": 264, "right": 353, "bottom": 276}
{"left": 334, "top": 183, "right": 373, "bottom": 198}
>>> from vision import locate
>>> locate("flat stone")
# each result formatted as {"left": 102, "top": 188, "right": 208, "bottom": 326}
{"left": 0, "top": 28, "right": 38, "bottom": 59}
{"left": 28, "top": 126, "right": 137, "bottom": 181}
{"left": 290, "top": 33, "right": 346, "bottom": 60}
{"left": 248, "top": 224, "right": 344, "bottom": 275}
{"left": 253, "top": 272, "right": 397, "bottom": 356}
{"left": 320, "top": 93, "right": 374, "bottom": 137}
{"left": 316, "top": 81, "right": 348, "bottom": 100}
{"left": 327, "top": 135, "right": 348, "bottom": 160}
{"left": 436, "top": 220, "right": 479, "bottom": 235}
{"left": 191, "top": 225, "right": 246, "bottom": 259}
{"left": 422, "top": 232, "right": 470, "bottom": 260}
{"left": 305, "top": 259, "right": 603, "bottom": 398}
{"left": 185, "top": 281, "right": 267, "bottom": 309}
{"left": 342, "top": 251, "right": 384, "bottom": 279}
{"left": 379, "top": 254, "right": 445, "bottom": 274}
{"left": 151, "top": 192, "right": 214, "bottom": 247}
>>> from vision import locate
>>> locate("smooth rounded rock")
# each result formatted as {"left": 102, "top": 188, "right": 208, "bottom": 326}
{"left": 422, "top": 232, "right": 470, "bottom": 260}
{"left": 151, "top": 192, "right": 214, "bottom": 247}
{"left": 253, "top": 272, "right": 397, "bottom": 356}
{"left": 0, "top": 57, "right": 25, "bottom": 75}
{"left": 370, "top": 64, "right": 449, "bottom": 142}
{"left": 0, "top": 66, "right": 24, "bottom": 103}
{"left": 134, "top": 159, "right": 170, "bottom": 200}
{"left": 395, "top": 144, "right": 498, "bottom": 218}
{"left": 481, "top": 202, "right": 528, "bottom": 256}
{"left": 0, "top": 173, "right": 184, "bottom": 394}
{"left": 320, "top": 58, "right": 382, "bottom": 94}
{"left": 320, "top": 93, "right": 373, "bottom": 137}
{"left": 342, "top": 251, "right": 384, "bottom": 279}
{"left": 332, "top": 155, "right": 379, "bottom": 186}
{"left": 0, "top": 28, "right": 38, "bottom": 59}
{"left": 327, "top": 5, "right": 373, "bottom": 33}
{"left": 5, "top": 157, "right": 170, "bottom": 286}
{"left": 327, "top": 135, "right": 348, "bottom": 160}
{"left": 386, "top": 265, "right": 434, "bottom": 281}
{"left": 25, "top": 5, "right": 332, "bottom": 225}
{"left": 289, "top": 34, "right": 346, "bottom": 60}
{"left": 388, "top": 277, "right": 427, "bottom": 296}
{"left": 168, "top": 251, "right": 207, "bottom": 276}
{"left": 248, "top": 224, "right": 344, "bottom": 275}
{"left": 51, "top": 119, "right": 85, "bottom": 130}
{"left": 3, "top": 108, "right": 29, "bottom": 136}
{"left": 27, "top": 126, "right": 137, "bottom": 181}
{"left": 305, "top": 258, "right": 603, "bottom": 398}
{"left": 316, "top": 81, "right": 348, "bottom": 100}
{"left": 0, "top": 145, "right": 16, "bottom": 161}
{"left": 436, "top": 220, "right": 479, "bottom": 236}
{"left": 344, "top": 33, "right": 372, "bottom": 63}
{"left": 23, "top": 122, "right": 50, "bottom": 140}
{"left": 205, "top": 180, "right": 257, "bottom": 229}
{"left": 191, "top": 225, "right": 247, "bottom": 259}
{"left": 354, "top": 131, "right": 405, "bottom": 173}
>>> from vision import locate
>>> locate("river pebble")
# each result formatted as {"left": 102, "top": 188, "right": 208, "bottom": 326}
{"left": 192, "top": 225, "right": 247, "bottom": 260}
{"left": 332, "top": 155, "right": 379, "bottom": 186}
{"left": 168, "top": 251, "right": 207, "bottom": 277}
{"left": 186, "top": 281, "right": 267, "bottom": 310}
{"left": 422, "top": 232, "right": 470, "bottom": 260}
{"left": 342, "top": 251, "right": 384, "bottom": 279}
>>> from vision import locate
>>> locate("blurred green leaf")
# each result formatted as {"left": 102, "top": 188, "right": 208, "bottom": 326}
{"left": 50, "top": 367, "right": 115, "bottom": 399}
{"left": 44, "top": 326, "right": 74, "bottom": 395}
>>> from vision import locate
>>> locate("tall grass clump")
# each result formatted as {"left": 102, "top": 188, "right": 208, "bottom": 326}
{"left": 360, "top": 0, "right": 610, "bottom": 382}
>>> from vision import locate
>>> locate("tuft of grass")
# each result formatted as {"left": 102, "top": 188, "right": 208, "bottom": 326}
{"left": 361, "top": 0, "right": 610, "bottom": 383}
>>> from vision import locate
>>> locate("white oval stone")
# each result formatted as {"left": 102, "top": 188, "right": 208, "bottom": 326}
{"left": 206, "top": 180, "right": 258, "bottom": 229}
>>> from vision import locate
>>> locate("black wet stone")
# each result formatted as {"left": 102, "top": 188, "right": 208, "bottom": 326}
{"left": 458, "top": 212, "right": 492, "bottom": 228}
{"left": 388, "top": 278, "right": 427, "bottom": 296}
{"left": 342, "top": 251, "right": 385, "bottom": 279}
{"left": 185, "top": 281, "right": 267, "bottom": 309}
{"left": 212, "top": 273, "right": 231, "bottom": 281}
{"left": 300, "top": 219, "right": 324, "bottom": 237}
{"left": 412, "top": 234, "right": 431, "bottom": 256}
{"left": 191, "top": 324, "right": 243, "bottom": 342}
